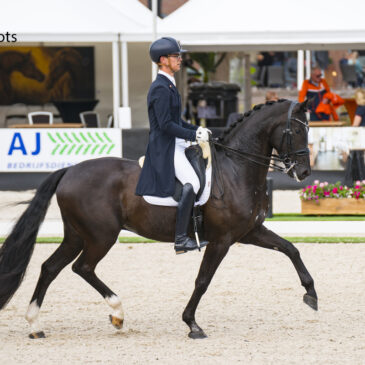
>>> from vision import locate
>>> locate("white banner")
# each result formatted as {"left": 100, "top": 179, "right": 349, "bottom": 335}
{"left": 0, "top": 128, "right": 122, "bottom": 172}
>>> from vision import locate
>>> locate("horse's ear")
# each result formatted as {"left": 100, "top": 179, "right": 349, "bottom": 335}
{"left": 25, "top": 51, "right": 31, "bottom": 59}
{"left": 297, "top": 98, "right": 312, "bottom": 112}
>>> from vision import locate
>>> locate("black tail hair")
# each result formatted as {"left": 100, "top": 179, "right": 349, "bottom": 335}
{"left": 0, "top": 168, "right": 68, "bottom": 310}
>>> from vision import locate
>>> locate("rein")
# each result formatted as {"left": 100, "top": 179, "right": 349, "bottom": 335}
{"left": 211, "top": 101, "right": 309, "bottom": 174}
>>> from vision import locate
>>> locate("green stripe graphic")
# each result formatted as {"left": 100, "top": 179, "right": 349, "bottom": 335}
{"left": 47, "top": 131, "right": 117, "bottom": 156}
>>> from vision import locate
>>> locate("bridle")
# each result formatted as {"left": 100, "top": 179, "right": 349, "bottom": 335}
{"left": 211, "top": 101, "right": 309, "bottom": 176}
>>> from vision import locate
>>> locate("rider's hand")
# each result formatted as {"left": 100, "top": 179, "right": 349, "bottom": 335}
{"left": 196, "top": 126, "right": 210, "bottom": 142}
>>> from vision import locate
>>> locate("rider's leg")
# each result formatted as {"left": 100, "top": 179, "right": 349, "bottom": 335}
{"left": 174, "top": 139, "right": 208, "bottom": 254}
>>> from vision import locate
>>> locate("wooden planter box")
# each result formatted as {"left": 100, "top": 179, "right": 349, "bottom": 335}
{"left": 301, "top": 198, "right": 365, "bottom": 215}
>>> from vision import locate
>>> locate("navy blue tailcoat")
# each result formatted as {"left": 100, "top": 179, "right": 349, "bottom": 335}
{"left": 135, "top": 74, "right": 198, "bottom": 197}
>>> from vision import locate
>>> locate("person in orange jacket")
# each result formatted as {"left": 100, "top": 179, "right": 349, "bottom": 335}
{"left": 298, "top": 67, "right": 331, "bottom": 121}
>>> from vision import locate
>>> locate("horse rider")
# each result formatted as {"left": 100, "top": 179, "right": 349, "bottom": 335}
{"left": 135, "top": 37, "right": 210, "bottom": 254}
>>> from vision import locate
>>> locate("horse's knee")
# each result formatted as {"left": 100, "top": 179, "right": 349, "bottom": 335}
{"left": 72, "top": 261, "right": 92, "bottom": 278}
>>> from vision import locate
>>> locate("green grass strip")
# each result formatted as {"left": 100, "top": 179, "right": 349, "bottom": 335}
{"left": 99, "top": 144, "right": 107, "bottom": 154}
{"left": 266, "top": 214, "right": 365, "bottom": 221}
{"left": 51, "top": 144, "right": 60, "bottom": 155}
{"left": 83, "top": 144, "right": 92, "bottom": 154}
{"left": 0, "top": 237, "right": 364, "bottom": 244}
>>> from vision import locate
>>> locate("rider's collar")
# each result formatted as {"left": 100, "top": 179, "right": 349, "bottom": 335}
{"left": 158, "top": 70, "right": 176, "bottom": 86}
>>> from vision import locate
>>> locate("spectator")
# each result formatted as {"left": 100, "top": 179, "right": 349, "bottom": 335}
{"left": 256, "top": 52, "right": 274, "bottom": 87}
{"left": 353, "top": 89, "right": 365, "bottom": 126}
{"left": 298, "top": 67, "right": 331, "bottom": 121}
{"left": 348, "top": 51, "right": 364, "bottom": 87}
{"left": 265, "top": 91, "right": 279, "bottom": 102}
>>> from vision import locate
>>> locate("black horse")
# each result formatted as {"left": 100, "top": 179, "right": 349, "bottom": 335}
{"left": 0, "top": 99, "right": 317, "bottom": 339}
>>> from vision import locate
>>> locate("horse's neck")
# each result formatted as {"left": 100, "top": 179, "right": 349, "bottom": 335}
{"left": 220, "top": 118, "right": 273, "bottom": 188}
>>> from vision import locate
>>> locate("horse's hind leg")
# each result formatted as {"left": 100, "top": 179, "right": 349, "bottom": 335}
{"left": 71, "top": 240, "right": 124, "bottom": 330}
{"left": 240, "top": 225, "right": 318, "bottom": 310}
{"left": 25, "top": 222, "right": 83, "bottom": 339}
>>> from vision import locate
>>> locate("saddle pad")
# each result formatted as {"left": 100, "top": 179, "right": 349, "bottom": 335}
{"left": 143, "top": 165, "right": 212, "bottom": 207}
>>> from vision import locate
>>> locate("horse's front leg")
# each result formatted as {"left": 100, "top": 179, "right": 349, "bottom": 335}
{"left": 183, "top": 243, "right": 230, "bottom": 339}
{"left": 240, "top": 224, "right": 318, "bottom": 310}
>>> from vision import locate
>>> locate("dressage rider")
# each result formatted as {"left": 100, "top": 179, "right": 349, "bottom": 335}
{"left": 135, "top": 37, "right": 210, "bottom": 254}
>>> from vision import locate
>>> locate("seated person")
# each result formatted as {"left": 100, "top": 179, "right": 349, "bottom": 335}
{"left": 353, "top": 89, "right": 365, "bottom": 126}
{"left": 265, "top": 91, "right": 279, "bottom": 102}
{"left": 298, "top": 67, "right": 331, "bottom": 121}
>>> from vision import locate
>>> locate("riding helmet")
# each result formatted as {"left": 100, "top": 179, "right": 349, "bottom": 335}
{"left": 149, "top": 37, "right": 187, "bottom": 63}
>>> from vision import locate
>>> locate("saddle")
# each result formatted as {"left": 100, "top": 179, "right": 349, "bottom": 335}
{"left": 138, "top": 141, "right": 211, "bottom": 202}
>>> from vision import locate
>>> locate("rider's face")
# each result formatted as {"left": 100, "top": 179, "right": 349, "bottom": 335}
{"left": 160, "top": 54, "right": 182, "bottom": 74}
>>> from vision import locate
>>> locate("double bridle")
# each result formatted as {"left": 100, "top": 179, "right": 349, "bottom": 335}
{"left": 211, "top": 101, "right": 309, "bottom": 176}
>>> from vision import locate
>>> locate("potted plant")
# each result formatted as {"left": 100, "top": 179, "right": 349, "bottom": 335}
{"left": 300, "top": 180, "right": 365, "bottom": 215}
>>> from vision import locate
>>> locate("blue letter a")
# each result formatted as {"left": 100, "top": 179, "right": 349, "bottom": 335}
{"left": 8, "top": 133, "right": 27, "bottom": 155}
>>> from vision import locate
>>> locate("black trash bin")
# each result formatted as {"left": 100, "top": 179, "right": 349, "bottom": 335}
{"left": 187, "top": 82, "right": 241, "bottom": 128}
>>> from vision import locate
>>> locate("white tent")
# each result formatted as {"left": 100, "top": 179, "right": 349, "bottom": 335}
{"left": 157, "top": 0, "right": 365, "bottom": 108}
{"left": 158, "top": 0, "right": 365, "bottom": 51}
{"left": 1, "top": 0, "right": 157, "bottom": 126}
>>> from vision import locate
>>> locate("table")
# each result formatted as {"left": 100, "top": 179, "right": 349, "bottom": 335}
{"left": 9, "top": 123, "right": 84, "bottom": 128}
{"left": 309, "top": 121, "right": 346, "bottom": 127}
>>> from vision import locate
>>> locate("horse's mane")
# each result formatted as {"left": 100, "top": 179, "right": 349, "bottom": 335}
{"left": 218, "top": 98, "right": 288, "bottom": 142}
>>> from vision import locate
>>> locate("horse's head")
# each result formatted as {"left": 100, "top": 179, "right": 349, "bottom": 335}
{"left": 46, "top": 48, "right": 83, "bottom": 90}
{"left": 19, "top": 52, "right": 45, "bottom": 82}
{"left": 270, "top": 100, "right": 311, "bottom": 182}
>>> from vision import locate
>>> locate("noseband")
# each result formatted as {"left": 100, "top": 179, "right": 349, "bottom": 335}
{"left": 211, "top": 101, "right": 309, "bottom": 175}
{"left": 277, "top": 101, "right": 309, "bottom": 174}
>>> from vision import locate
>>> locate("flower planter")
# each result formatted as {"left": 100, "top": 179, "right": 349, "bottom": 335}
{"left": 301, "top": 198, "right": 365, "bottom": 215}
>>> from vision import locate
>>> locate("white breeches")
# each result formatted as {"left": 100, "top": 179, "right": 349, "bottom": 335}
{"left": 174, "top": 138, "right": 200, "bottom": 194}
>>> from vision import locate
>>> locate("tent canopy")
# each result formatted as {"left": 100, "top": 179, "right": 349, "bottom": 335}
{"left": 158, "top": 0, "right": 365, "bottom": 51}
{"left": 1, "top": 0, "right": 156, "bottom": 42}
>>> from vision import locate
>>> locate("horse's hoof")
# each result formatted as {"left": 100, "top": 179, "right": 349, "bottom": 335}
{"left": 109, "top": 314, "right": 124, "bottom": 329}
{"left": 303, "top": 294, "right": 318, "bottom": 311}
{"left": 29, "top": 331, "right": 46, "bottom": 339}
{"left": 188, "top": 330, "right": 207, "bottom": 339}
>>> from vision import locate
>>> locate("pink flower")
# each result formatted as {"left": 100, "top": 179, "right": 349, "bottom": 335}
{"left": 314, "top": 180, "right": 319, "bottom": 185}
{"left": 313, "top": 185, "right": 317, "bottom": 192}
{"left": 356, "top": 180, "right": 361, "bottom": 185}
{"left": 324, "top": 182, "right": 329, "bottom": 186}
{"left": 355, "top": 185, "right": 360, "bottom": 189}
{"left": 355, "top": 191, "right": 360, "bottom": 200}
{"left": 332, "top": 187, "right": 338, "bottom": 194}
{"left": 319, "top": 183, "right": 324, "bottom": 188}
{"left": 324, "top": 191, "right": 330, "bottom": 197}
{"left": 302, "top": 188, "right": 306, "bottom": 192}
{"left": 339, "top": 186, "right": 343, "bottom": 191}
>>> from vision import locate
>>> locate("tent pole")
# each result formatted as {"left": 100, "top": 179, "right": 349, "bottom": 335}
{"left": 151, "top": 0, "right": 158, "bottom": 81}
{"left": 121, "top": 41, "right": 129, "bottom": 107}
{"left": 297, "top": 50, "right": 304, "bottom": 90}
{"left": 244, "top": 53, "right": 252, "bottom": 112}
{"left": 305, "top": 50, "right": 311, "bottom": 79}
{"left": 112, "top": 40, "right": 120, "bottom": 128}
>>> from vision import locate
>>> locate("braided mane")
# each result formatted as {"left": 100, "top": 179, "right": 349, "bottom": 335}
{"left": 218, "top": 98, "right": 288, "bottom": 142}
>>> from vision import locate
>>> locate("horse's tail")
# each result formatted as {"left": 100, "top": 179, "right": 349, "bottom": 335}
{"left": 0, "top": 168, "right": 68, "bottom": 310}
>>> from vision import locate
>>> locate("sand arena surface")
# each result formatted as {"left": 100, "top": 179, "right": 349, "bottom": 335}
{"left": 0, "top": 243, "right": 364, "bottom": 364}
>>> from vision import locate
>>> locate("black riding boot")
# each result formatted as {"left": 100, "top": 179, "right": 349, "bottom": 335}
{"left": 174, "top": 183, "right": 209, "bottom": 254}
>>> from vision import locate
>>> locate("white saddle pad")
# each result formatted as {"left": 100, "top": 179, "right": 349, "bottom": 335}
{"left": 143, "top": 165, "right": 212, "bottom": 207}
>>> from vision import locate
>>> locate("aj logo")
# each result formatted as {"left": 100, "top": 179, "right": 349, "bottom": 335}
{"left": 8, "top": 132, "right": 41, "bottom": 155}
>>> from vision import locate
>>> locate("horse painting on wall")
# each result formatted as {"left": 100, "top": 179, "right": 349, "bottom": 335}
{"left": 0, "top": 47, "right": 94, "bottom": 105}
